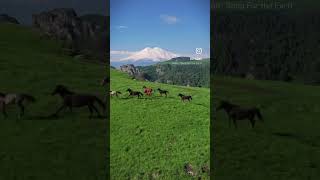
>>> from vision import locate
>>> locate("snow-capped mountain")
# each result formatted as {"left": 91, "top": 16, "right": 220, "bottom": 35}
{"left": 121, "top": 47, "right": 178, "bottom": 62}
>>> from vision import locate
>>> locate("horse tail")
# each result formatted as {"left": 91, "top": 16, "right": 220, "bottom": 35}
{"left": 255, "top": 108, "right": 263, "bottom": 121}
{"left": 94, "top": 96, "right": 106, "bottom": 110}
{"left": 21, "top": 94, "right": 36, "bottom": 102}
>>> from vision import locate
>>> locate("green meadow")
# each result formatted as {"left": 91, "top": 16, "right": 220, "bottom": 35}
{"left": 110, "top": 69, "right": 210, "bottom": 179}
{"left": 0, "top": 23, "right": 107, "bottom": 179}
{"left": 213, "top": 76, "right": 320, "bottom": 179}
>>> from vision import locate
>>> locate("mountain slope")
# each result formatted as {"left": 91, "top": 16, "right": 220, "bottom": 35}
{"left": 110, "top": 69, "right": 210, "bottom": 179}
{"left": 138, "top": 59, "right": 210, "bottom": 87}
{"left": 121, "top": 47, "right": 178, "bottom": 62}
{"left": 0, "top": 23, "right": 107, "bottom": 179}
{"left": 111, "top": 47, "right": 179, "bottom": 67}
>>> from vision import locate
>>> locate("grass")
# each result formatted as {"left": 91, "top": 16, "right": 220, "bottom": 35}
{"left": 0, "top": 23, "right": 107, "bottom": 179}
{"left": 110, "top": 69, "right": 210, "bottom": 179}
{"left": 213, "top": 76, "right": 320, "bottom": 179}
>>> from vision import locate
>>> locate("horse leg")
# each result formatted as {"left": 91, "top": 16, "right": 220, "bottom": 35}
{"left": 91, "top": 104, "right": 102, "bottom": 118}
{"left": 18, "top": 103, "right": 25, "bottom": 119}
{"left": 1, "top": 103, "right": 8, "bottom": 119}
{"left": 228, "top": 116, "right": 231, "bottom": 127}
{"left": 87, "top": 105, "right": 93, "bottom": 119}
{"left": 250, "top": 118, "right": 255, "bottom": 128}
{"left": 233, "top": 119, "right": 237, "bottom": 129}
{"left": 54, "top": 104, "right": 66, "bottom": 117}
{"left": 68, "top": 106, "right": 73, "bottom": 113}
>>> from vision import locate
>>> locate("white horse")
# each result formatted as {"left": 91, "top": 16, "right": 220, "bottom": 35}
{"left": 0, "top": 92, "right": 36, "bottom": 119}
{"left": 109, "top": 91, "right": 121, "bottom": 97}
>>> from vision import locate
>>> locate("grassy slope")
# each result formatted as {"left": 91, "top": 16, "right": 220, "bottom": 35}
{"left": 110, "top": 69, "right": 210, "bottom": 179}
{"left": 0, "top": 23, "right": 107, "bottom": 179}
{"left": 213, "top": 76, "right": 320, "bottom": 179}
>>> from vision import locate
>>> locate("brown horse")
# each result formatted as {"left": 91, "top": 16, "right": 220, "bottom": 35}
{"left": 178, "top": 93, "right": 192, "bottom": 102}
{"left": 51, "top": 85, "right": 105, "bottom": 118}
{"left": 157, "top": 88, "right": 169, "bottom": 97}
{"left": 0, "top": 92, "right": 36, "bottom": 119}
{"left": 127, "top": 88, "right": 143, "bottom": 98}
{"left": 143, "top": 86, "right": 153, "bottom": 96}
{"left": 216, "top": 100, "right": 263, "bottom": 128}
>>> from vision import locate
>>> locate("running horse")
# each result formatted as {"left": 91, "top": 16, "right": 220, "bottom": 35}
{"left": 127, "top": 88, "right": 143, "bottom": 98}
{"left": 216, "top": 100, "right": 263, "bottom": 128}
{"left": 143, "top": 86, "right": 153, "bottom": 96}
{"left": 157, "top": 88, "right": 169, "bottom": 97}
{"left": 178, "top": 93, "right": 192, "bottom": 102}
{"left": 0, "top": 92, "right": 36, "bottom": 119}
{"left": 51, "top": 85, "right": 106, "bottom": 118}
{"left": 110, "top": 91, "right": 121, "bottom": 97}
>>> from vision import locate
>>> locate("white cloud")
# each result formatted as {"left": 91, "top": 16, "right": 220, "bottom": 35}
{"left": 110, "top": 50, "right": 136, "bottom": 55}
{"left": 116, "top": 26, "right": 128, "bottom": 29}
{"left": 160, "top": 14, "right": 179, "bottom": 25}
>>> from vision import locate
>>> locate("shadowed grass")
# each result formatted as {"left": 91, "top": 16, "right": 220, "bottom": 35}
{"left": 213, "top": 76, "right": 320, "bottom": 179}
{"left": 0, "top": 23, "right": 107, "bottom": 179}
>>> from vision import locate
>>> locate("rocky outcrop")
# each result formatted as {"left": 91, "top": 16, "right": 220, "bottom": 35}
{"left": 120, "top": 64, "right": 141, "bottom": 76}
{"left": 0, "top": 14, "right": 19, "bottom": 24}
{"left": 32, "top": 8, "right": 108, "bottom": 61}
{"left": 119, "top": 64, "right": 152, "bottom": 81}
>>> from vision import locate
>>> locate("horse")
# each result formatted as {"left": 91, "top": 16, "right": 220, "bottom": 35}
{"left": 51, "top": 85, "right": 105, "bottom": 118}
{"left": 157, "top": 88, "right": 169, "bottom": 97}
{"left": 101, "top": 77, "right": 110, "bottom": 86}
{"left": 216, "top": 100, "right": 263, "bottom": 128}
{"left": 142, "top": 86, "right": 153, "bottom": 96}
{"left": 0, "top": 92, "right": 36, "bottom": 119}
{"left": 127, "top": 88, "right": 143, "bottom": 98}
{"left": 110, "top": 91, "right": 121, "bottom": 97}
{"left": 178, "top": 93, "right": 192, "bottom": 102}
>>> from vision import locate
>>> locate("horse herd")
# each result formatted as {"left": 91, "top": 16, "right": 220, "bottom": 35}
{"left": 110, "top": 85, "right": 193, "bottom": 103}
{"left": 1, "top": 77, "right": 263, "bottom": 129}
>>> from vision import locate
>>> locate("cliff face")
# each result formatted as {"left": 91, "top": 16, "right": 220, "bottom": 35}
{"left": 212, "top": 10, "right": 320, "bottom": 84}
{"left": 32, "top": 8, "right": 108, "bottom": 61}
{"left": 0, "top": 14, "right": 19, "bottom": 24}
{"left": 120, "top": 64, "right": 141, "bottom": 76}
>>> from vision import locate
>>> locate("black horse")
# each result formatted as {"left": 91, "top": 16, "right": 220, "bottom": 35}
{"left": 0, "top": 92, "right": 36, "bottom": 119}
{"left": 157, "top": 88, "right": 169, "bottom": 97}
{"left": 51, "top": 85, "right": 105, "bottom": 118}
{"left": 216, "top": 100, "right": 263, "bottom": 128}
{"left": 127, "top": 88, "right": 143, "bottom": 98}
{"left": 178, "top": 93, "right": 192, "bottom": 102}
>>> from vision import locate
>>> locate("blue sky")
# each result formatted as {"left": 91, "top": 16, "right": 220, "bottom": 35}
{"left": 110, "top": 0, "right": 210, "bottom": 60}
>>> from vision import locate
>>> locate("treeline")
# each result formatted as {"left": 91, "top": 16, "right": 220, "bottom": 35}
{"left": 139, "top": 60, "right": 210, "bottom": 87}
{"left": 212, "top": 9, "right": 320, "bottom": 84}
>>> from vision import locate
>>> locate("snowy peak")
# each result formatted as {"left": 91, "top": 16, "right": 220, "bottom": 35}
{"left": 121, "top": 47, "right": 178, "bottom": 62}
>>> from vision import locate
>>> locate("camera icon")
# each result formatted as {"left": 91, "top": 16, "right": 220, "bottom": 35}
{"left": 196, "top": 48, "right": 202, "bottom": 55}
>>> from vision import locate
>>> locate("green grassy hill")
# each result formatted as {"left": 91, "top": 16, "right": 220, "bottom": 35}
{"left": 110, "top": 69, "right": 210, "bottom": 179}
{"left": 0, "top": 23, "right": 107, "bottom": 179}
{"left": 213, "top": 76, "right": 320, "bottom": 179}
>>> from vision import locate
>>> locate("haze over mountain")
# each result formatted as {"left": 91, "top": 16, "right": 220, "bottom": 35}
{"left": 122, "top": 47, "right": 178, "bottom": 62}
{"left": 111, "top": 47, "right": 179, "bottom": 67}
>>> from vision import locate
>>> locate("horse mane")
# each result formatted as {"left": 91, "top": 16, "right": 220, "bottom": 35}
{"left": 0, "top": 92, "right": 6, "bottom": 97}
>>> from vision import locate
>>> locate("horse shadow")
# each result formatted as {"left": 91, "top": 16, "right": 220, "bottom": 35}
{"left": 272, "top": 132, "right": 319, "bottom": 147}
